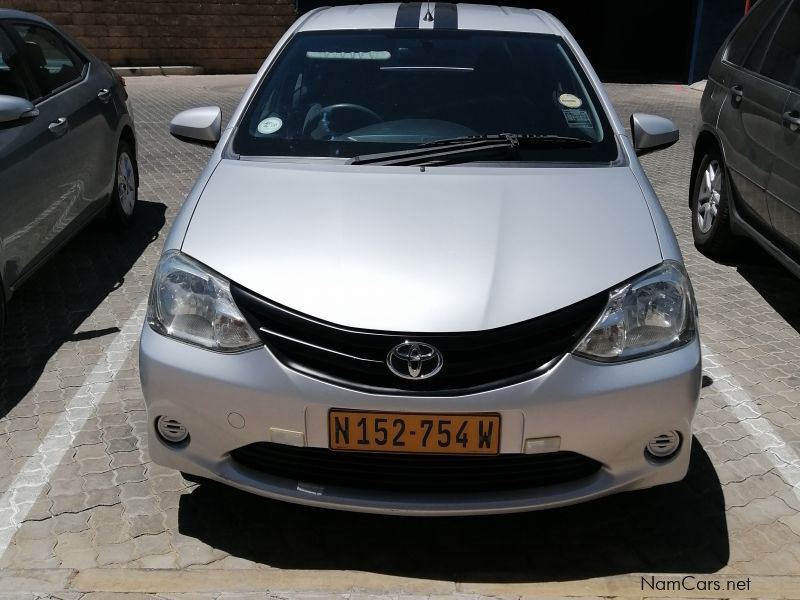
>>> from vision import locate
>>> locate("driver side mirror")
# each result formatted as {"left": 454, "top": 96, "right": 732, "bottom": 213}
{"left": 630, "top": 113, "right": 679, "bottom": 156}
{"left": 0, "top": 95, "right": 39, "bottom": 125}
{"left": 170, "top": 106, "right": 221, "bottom": 147}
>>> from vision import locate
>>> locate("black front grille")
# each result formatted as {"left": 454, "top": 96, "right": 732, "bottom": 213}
{"left": 231, "top": 283, "right": 606, "bottom": 395}
{"left": 230, "top": 442, "right": 603, "bottom": 493}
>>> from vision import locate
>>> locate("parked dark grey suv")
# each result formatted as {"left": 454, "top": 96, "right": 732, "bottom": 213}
{"left": 691, "top": 0, "right": 800, "bottom": 272}
{"left": 0, "top": 10, "right": 138, "bottom": 332}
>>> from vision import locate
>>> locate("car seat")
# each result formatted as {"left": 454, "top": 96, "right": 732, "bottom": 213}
{"left": 23, "top": 41, "right": 51, "bottom": 95}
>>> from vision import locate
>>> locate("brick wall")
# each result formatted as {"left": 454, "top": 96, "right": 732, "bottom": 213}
{"left": 3, "top": 1, "right": 297, "bottom": 73}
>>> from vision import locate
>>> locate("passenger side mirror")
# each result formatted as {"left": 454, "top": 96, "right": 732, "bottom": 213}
{"left": 170, "top": 106, "right": 221, "bottom": 147}
{"left": 0, "top": 95, "right": 39, "bottom": 125}
{"left": 630, "top": 113, "right": 679, "bottom": 156}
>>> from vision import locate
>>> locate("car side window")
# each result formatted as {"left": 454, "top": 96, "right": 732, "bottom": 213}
{"left": 11, "top": 23, "right": 86, "bottom": 99}
{"left": 760, "top": 0, "right": 800, "bottom": 87}
{"left": 0, "top": 28, "right": 33, "bottom": 99}
{"left": 794, "top": 59, "right": 800, "bottom": 91}
{"left": 726, "top": 0, "right": 787, "bottom": 66}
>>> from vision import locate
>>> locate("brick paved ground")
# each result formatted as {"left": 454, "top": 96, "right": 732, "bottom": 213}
{"left": 0, "top": 76, "right": 798, "bottom": 598}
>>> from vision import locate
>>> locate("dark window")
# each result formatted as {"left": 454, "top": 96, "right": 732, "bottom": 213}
{"left": 761, "top": 0, "right": 800, "bottom": 87}
{"left": 0, "top": 29, "right": 32, "bottom": 99}
{"left": 726, "top": 0, "right": 787, "bottom": 66}
{"left": 232, "top": 30, "right": 618, "bottom": 164}
{"left": 794, "top": 58, "right": 800, "bottom": 90}
{"left": 11, "top": 24, "right": 85, "bottom": 98}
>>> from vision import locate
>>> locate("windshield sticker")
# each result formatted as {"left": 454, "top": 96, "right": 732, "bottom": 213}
{"left": 306, "top": 51, "right": 391, "bottom": 60}
{"left": 558, "top": 93, "right": 583, "bottom": 108}
{"left": 257, "top": 117, "right": 283, "bottom": 135}
{"left": 562, "top": 109, "right": 593, "bottom": 129}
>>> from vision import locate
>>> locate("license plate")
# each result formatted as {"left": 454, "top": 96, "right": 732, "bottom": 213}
{"left": 328, "top": 410, "right": 501, "bottom": 454}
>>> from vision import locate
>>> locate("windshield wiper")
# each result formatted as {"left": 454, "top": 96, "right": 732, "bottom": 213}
{"left": 348, "top": 133, "right": 593, "bottom": 166}
{"left": 419, "top": 133, "right": 593, "bottom": 148}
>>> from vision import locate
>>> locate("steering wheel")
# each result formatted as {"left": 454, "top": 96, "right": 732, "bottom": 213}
{"left": 304, "top": 103, "right": 383, "bottom": 137}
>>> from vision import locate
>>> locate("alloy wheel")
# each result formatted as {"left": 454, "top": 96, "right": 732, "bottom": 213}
{"left": 696, "top": 160, "right": 722, "bottom": 234}
{"left": 117, "top": 152, "right": 137, "bottom": 216}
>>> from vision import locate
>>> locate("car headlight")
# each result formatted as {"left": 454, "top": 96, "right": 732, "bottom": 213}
{"left": 147, "top": 251, "right": 261, "bottom": 352}
{"left": 574, "top": 261, "right": 696, "bottom": 361}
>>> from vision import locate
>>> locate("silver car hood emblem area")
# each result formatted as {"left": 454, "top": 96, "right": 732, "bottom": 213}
{"left": 387, "top": 341, "right": 443, "bottom": 379}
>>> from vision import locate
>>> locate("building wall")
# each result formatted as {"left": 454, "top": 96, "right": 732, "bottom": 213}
{"left": 3, "top": 0, "right": 297, "bottom": 73}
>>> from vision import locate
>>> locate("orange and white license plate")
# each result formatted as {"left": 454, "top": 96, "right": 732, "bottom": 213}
{"left": 328, "top": 410, "right": 500, "bottom": 455}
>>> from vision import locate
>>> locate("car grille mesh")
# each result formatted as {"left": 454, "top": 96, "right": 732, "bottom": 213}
{"left": 230, "top": 442, "right": 603, "bottom": 493}
{"left": 231, "top": 283, "right": 606, "bottom": 395}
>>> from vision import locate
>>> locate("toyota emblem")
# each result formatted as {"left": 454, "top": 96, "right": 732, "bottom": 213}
{"left": 387, "top": 341, "right": 443, "bottom": 380}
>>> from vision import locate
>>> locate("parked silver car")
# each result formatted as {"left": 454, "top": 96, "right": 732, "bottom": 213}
{"left": 141, "top": 3, "right": 701, "bottom": 515}
{"left": 691, "top": 0, "right": 800, "bottom": 270}
{"left": 0, "top": 10, "right": 138, "bottom": 330}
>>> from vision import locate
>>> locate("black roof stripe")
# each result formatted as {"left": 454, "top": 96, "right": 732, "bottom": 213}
{"left": 395, "top": 2, "right": 422, "bottom": 28}
{"left": 433, "top": 2, "right": 458, "bottom": 29}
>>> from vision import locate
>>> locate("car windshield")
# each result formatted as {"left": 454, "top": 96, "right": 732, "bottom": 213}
{"left": 232, "top": 29, "right": 619, "bottom": 163}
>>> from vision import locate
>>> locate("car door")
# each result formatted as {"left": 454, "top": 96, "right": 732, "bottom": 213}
{"left": 715, "top": 0, "right": 790, "bottom": 230}
{"left": 762, "top": 0, "right": 800, "bottom": 250}
{"left": 8, "top": 22, "right": 112, "bottom": 252}
{"left": 0, "top": 24, "right": 74, "bottom": 289}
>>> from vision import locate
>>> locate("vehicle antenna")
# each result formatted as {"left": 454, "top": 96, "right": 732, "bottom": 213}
{"left": 423, "top": 0, "right": 434, "bottom": 21}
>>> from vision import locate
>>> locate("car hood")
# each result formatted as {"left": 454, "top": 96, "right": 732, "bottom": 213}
{"left": 182, "top": 160, "right": 662, "bottom": 332}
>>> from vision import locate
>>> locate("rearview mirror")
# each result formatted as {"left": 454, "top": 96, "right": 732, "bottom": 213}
{"left": 630, "top": 113, "right": 679, "bottom": 156}
{"left": 170, "top": 106, "right": 221, "bottom": 147}
{"left": 0, "top": 95, "right": 39, "bottom": 124}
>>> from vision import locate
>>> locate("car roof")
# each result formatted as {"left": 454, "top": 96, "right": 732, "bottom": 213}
{"left": 0, "top": 9, "right": 52, "bottom": 25}
{"left": 299, "top": 3, "right": 560, "bottom": 35}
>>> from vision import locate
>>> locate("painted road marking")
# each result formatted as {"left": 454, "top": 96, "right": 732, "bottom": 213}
{"left": 0, "top": 299, "right": 148, "bottom": 560}
{"left": 702, "top": 344, "right": 800, "bottom": 498}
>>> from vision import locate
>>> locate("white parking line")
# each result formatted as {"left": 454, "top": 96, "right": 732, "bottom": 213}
{"left": 0, "top": 299, "right": 148, "bottom": 560}
{"left": 702, "top": 344, "right": 800, "bottom": 498}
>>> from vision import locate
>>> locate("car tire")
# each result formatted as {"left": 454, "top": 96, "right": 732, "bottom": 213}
{"left": 691, "top": 148, "right": 734, "bottom": 256}
{"left": 106, "top": 139, "right": 138, "bottom": 228}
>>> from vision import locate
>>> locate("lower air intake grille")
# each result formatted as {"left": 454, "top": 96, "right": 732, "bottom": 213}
{"left": 230, "top": 442, "right": 603, "bottom": 493}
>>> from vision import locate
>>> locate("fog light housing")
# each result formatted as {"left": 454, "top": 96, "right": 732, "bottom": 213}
{"left": 646, "top": 431, "right": 680, "bottom": 459}
{"left": 524, "top": 436, "right": 561, "bottom": 454}
{"left": 156, "top": 416, "right": 189, "bottom": 444}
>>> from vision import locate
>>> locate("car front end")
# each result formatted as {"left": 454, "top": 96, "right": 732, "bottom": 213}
{"left": 139, "top": 161, "right": 701, "bottom": 516}
{"left": 140, "top": 3, "right": 701, "bottom": 516}
{"left": 141, "top": 325, "right": 699, "bottom": 516}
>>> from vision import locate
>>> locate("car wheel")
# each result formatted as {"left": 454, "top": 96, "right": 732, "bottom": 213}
{"left": 691, "top": 148, "right": 734, "bottom": 256}
{"left": 106, "top": 140, "right": 138, "bottom": 228}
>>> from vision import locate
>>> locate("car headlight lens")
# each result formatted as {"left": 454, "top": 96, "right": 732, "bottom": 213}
{"left": 147, "top": 251, "right": 261, "bottom": 352}
{"left": 574, "top": 261, "right": 696, "bottom": 361}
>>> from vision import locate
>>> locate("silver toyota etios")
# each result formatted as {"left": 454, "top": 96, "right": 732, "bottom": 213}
{"left": 141, "top": 3, "right": 701, "bottom": 515}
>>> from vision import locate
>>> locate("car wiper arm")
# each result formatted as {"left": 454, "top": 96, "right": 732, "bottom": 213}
{"left": 419, "top": 133, "right": 593, "bottom": 148}
{"left": 348, "top": 135, "right": 516, "bottom": 166}
{"left": 348, "top": 133, "right": 592, "bottom": 166}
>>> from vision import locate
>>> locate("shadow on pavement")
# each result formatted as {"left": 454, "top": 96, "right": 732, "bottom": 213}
{"left": 734, "top": 243, "right": 800, "bottom": 335}
{"left": 179, "top": 437, "right": 728, "bottom": 581}
{"left": 0, "top": 200, "right": 166, "bottom": 418}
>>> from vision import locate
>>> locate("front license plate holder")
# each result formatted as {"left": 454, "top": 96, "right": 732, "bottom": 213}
{"left": 328, "top": 410, "right": 501, "bottom": 455}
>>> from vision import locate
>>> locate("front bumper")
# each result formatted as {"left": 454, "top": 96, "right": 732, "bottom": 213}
{"left": 139, "top": 326, "right": 701, "bottom": 516}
